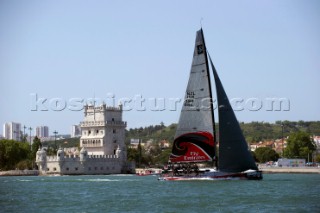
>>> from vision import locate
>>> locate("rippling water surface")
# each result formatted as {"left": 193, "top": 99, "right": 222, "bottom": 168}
{"left": 0, "top": 174, "right": 319, "bottom": 212}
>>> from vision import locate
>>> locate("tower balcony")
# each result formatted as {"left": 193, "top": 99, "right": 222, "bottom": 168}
{"left": 80, "top": 121, "right": 105, "bottom": 127}
{"left": 106, "top": 121, "right": 127, "bottom": 127}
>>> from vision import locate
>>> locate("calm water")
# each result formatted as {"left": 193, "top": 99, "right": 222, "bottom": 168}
{"left": 0, "top": 174, "right": 319, "bottom": 213}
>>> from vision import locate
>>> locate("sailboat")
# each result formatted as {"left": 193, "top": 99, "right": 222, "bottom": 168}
{"left": 159, "top": 29, "right": 262, "bottom": 181}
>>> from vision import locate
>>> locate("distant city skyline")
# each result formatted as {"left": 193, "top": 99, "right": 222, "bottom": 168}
{"left": 1, "top": 1, "right": 319, "bottom": 134}
{"left": 35, "top": 126, "right": 49, "bottom": 138}
{"left": 3, "top": 122, "right": 21, "bottom": 141}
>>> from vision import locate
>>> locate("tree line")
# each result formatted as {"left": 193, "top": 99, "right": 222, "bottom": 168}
{"left": 0, "top": 137, "right": 41, "bottom": 170}
{"left": 125, "top": 121, "right": 319, "bottom": 167}
{"left": 1, "top": 121, "right": 319, "bottom": 170}
{"left": 125, "top": 121, "right": 320, "bottom": 144}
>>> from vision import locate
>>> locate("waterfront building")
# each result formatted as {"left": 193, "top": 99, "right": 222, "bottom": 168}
{"left": 36, "top": 126, "right": 49, "bottom": 138}
{"left": 159, "top": 139, "right": 170, "bottom": 149}
{"left": 250, "top": 139, "right": 287, "bottom": 154}
{"left": 3, "top": 122, "right": 21, "bottom": 141}
{"left": 36, "top": 103, "right": 135, "bottom": 175}
{"left": 129, "top": 138, "right": 140, "bottom": 149}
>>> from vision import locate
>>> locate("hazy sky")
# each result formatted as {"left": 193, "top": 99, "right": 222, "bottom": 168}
{"left": 1, "top": 0, "right": 319, "bottom": 135}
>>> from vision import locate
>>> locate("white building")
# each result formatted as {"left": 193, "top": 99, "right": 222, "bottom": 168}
{"left": 276, "top": 158, "right": 306, "bottom": 167}
{"left": 3, "top": 122, "right": 21, "bottom": 141}
{"left": 71, "top": 125, "right": 81, "bottom": 138}
{"left": 36, "top": 126, "right": 49, "bottom": 138}
{"left": 36, "top": 103, "right": 135, "bottom": 175}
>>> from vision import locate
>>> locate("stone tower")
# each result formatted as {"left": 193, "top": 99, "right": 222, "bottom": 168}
{"left": 35, "top": 102, "right": 135, "bottom": 175}
{"left": 79, "top": 103, "right": 127, "bottom": 158}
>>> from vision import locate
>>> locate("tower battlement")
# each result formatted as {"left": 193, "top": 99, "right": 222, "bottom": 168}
{"left": 36, "top": 102, "right": 135, "bottom": 175}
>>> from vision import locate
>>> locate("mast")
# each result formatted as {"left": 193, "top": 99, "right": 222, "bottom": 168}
{"left": 200, "top": 29, "right": 218, "bottom": 168}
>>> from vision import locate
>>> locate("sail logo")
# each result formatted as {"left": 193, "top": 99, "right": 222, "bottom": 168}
{"left": 185, "top": 151, "right": 207, "bottom": 161}
{"left": 184, "top": 91, "right": 195, "bottom": 107}
{"left": 190, "top": 151, "right": 199, "bottom": 156}
{"left": 197, "top": 45, "right": 204, "bottom": 54}
{"left": 184, "top": 155, "right": 206, "bottom": 161}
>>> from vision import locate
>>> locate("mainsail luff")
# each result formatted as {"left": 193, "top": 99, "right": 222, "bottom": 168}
{"left": 208, "top": 55, "right": 258, "bottom": 172}
{"left": 200, "top": 28, "right": 218, "bottom": 168}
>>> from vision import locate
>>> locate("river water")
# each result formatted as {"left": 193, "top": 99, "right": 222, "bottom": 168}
{"left": 0, "top": 173, "right": 319, "bottom": 212}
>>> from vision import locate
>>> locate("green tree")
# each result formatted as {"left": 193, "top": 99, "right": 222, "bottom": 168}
{"left": 31, "top": 136, "right": 41, "bottom": 160}
{"left": 149, "top": 143, "right": 161, "bottom": 157}
{"left": 0, "top": 139, "right": 30, "bottom": 170}
{"left": 127, "top": 147, "right": 139, "bottom": 162}
{"left": 254, "top": 147, "right": 279, "bottom": 163}
{"left": 154, "top": 148, "right": 172, "bottom": 166}
{"left": 15, "top": 159, "right": 32, "bottom": 170}
{"left": 284, "top": 131, "right": 316, "bottom": 160}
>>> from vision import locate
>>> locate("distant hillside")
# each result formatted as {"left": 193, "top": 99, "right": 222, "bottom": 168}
{"left": 42, "top": 121, "right": 320, "bottom": 149}
{"left": 125, "top": 122, "right": 177, "bottom": 145}
{"left": 41, "top": 137, "right": 80, "bottom": 149}
{"left": 126, "top": 121, "right": 320, "bottom": 145}
{"left": 241, "top": 121, "right": 320, "bottom": 142}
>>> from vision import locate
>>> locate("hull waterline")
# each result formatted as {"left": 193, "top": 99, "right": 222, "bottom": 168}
{"left": 158, "top": 170, "right": 263, "bottom": 181}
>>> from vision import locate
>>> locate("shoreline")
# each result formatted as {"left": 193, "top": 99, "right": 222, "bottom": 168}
{"left": 1, "top": 167, "right": 319, "bottom": 176}
{"left": 0, "top": 170, "right": 39, "bottom": 176}
{"left": 260, "top": 167, "right": 320, "bottom": 174}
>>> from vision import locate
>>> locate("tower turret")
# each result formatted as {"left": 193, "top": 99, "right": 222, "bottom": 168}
{"left": 57, "top": 147, "right": 64, "bottom": 161}
{"left": 80, "top": 147, "right": 88, "bottom": 162}
{"left": 36, "top": 147, "right": 47, "bottom": 172}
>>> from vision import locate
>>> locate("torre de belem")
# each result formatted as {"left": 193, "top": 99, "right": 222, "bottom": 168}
{"left": 36, "top": 103, "right": 135, "bottom": 175}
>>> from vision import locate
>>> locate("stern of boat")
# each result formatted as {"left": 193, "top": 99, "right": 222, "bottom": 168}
{"left": 244, "top": 170, "right": 263, "bottom": 180}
